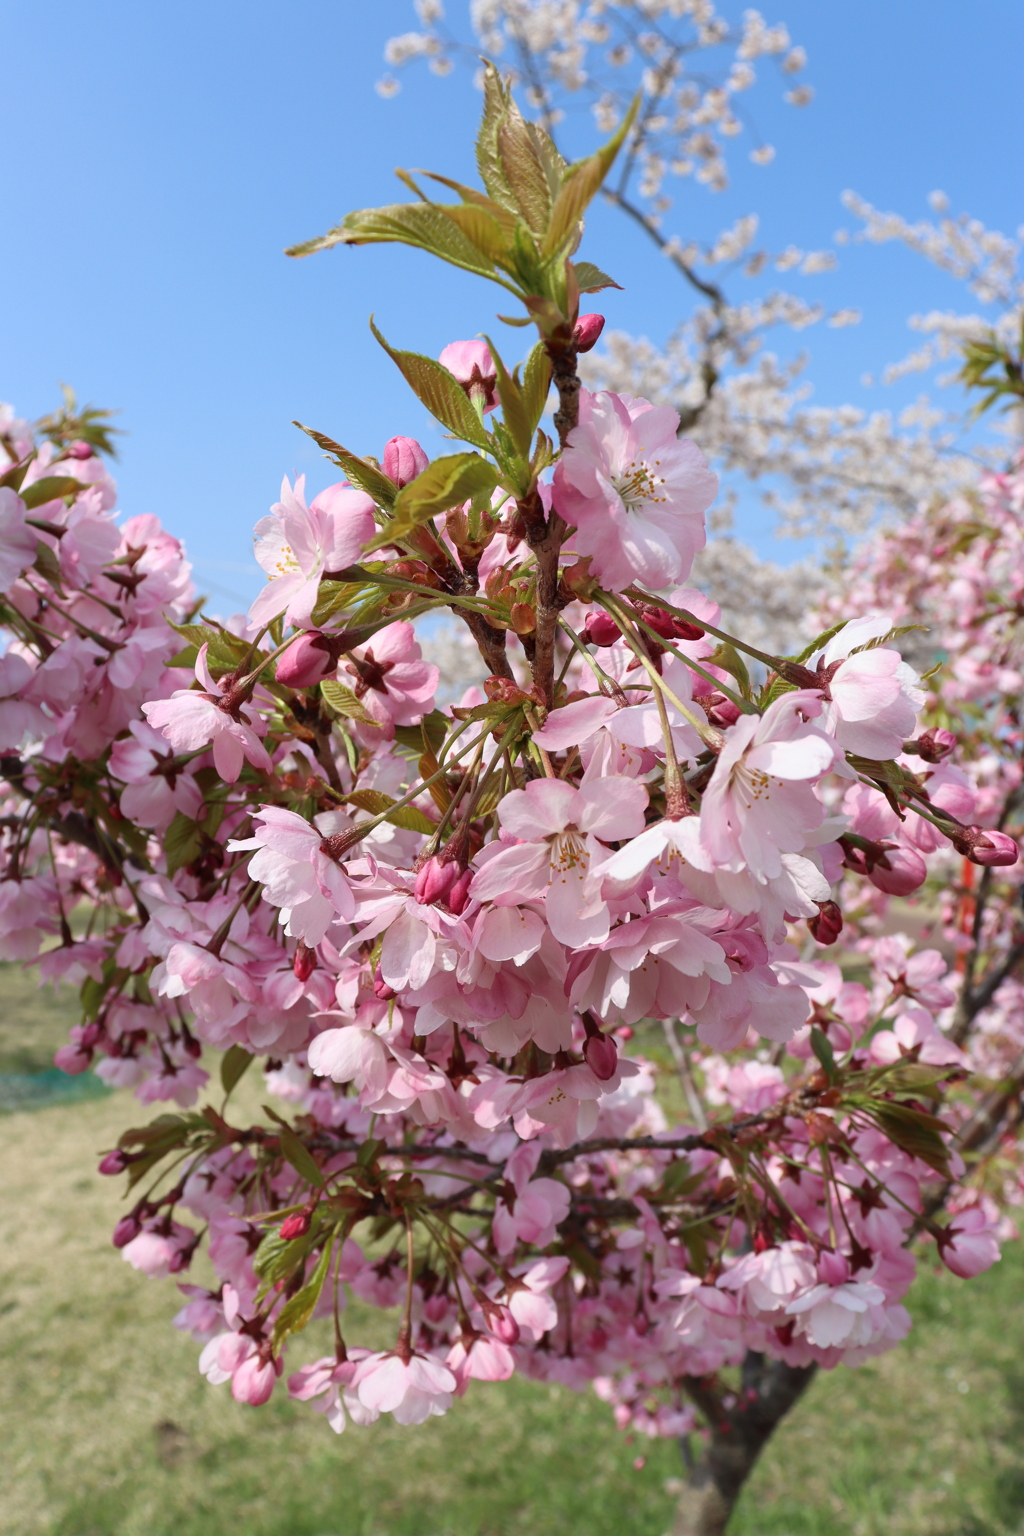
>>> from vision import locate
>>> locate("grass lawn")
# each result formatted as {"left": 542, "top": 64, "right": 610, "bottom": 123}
{"left": 3, "top": 972, "right": 1024, "bottom": 1535}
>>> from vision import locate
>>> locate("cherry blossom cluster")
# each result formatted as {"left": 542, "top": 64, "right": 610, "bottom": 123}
{"left": 2, "top": 75, "right": 1017, "bottom": 1448}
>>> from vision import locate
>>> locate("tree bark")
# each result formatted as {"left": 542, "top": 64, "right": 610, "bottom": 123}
{"left": 671, "top": 1355, "right": 817, "bottom": 1536}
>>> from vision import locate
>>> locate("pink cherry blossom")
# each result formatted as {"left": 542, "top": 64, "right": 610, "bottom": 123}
{"left": 818, "top": 616, "right": 924, "bottom": 760}
{"left": 351, "top": 1350, "right": 456, "bottom": 1424}
{"left": 228, "top": 806, "right": 355, "bottom": 944}
{"left": 142, "top": 644, "right": 273, "bottom": 783}
{"left": 109, "top": 720, "right": 204, "bottom": 831}
{"left": 700, "top": 692, "right": 836, "bottom": 880}
{"left": 471, "top": 777, "right": 648, "bottom": 947}
{"left": 553, "top": 389, "right": 717, "bottom": 591}
{"left": 342, "top": 621, "right": 439, "bottom": 731}
{"left": 249, "top": 476, "right": 376, "bottom": 630}
{"left": 0, "top": 488, "right": 40, "bottom": 592}
{"left": 938, "top": 1208, "right": 1001, "bottom": 1279}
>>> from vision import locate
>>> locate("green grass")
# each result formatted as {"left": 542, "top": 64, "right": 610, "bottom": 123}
{"left": 4, "top": 980, "right": 1024, "bottom": 1534}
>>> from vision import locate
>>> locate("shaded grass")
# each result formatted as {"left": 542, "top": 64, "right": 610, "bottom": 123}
{"left": 0, "top": 962, "right": 79, "bottom": 1074}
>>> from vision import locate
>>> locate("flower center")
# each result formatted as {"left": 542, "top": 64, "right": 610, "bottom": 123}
{"left": 270, "top": 543, "right": 299, "bottom": 577}
{"left": 612, "top": 454, "right": 667, "bottom": 512}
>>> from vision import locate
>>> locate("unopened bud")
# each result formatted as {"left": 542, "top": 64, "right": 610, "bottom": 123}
{"left": 906, "top": 727, "right": 957, "bottom": 763}
{"left": 573, "top": 313, "right": 606, "bottom": 353}
{"left": 54, "top": 1044, "right": 91, "bottom": 1075}
{"left": 446, "top": 868, "right": 474, "bottom": 915}
{"left": 98, "top": 1149, "right": 131, "bottom": 1176}
{"left": 66, "top": 440, "right": 94, "bottom": 460}
{"left": 293, "top": 941, "right": 317, "bottom": 982}
{"left": 481, "top": 1300, "right": 521, "bottom": 1345}
{"left": 414, "top": 855, "right": 460, "bottom": 906}
{"left": 280, "top": 1211, "right": 312, "bottom": 1241}
{"left": 583, "top": 1031, "right": 618, "bottom": 1081}
{"left": 707, "top": 694, "right": 742, "bottom": 728}
{"left": 112, "top": 1213, "right": 142, "bottom": 1248}
{"left": 808, "top": 900, "right": 843, "bottom": 946}
{"left": 373, "top": 966, "right": 396, "bottom": 1001}
{"left": 277, "top": 631, "right": 345, "bottom": 689}
{"left": 868, "top": 843, "right": 927, "bottom": 896}
{"left": 382, "top": 435, "right": 429, "bottom": 488}
{"left": 947, "top": 825, "right": 1019, "bottom": 868}
{"left": 584, "top": 611, "right": 622, "bottom": 647}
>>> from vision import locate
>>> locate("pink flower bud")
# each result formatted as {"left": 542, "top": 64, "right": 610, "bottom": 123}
{"left": 414, "top": 855, "right": 460, "bottom": 906}
{"left": 817, "top": 1249, "right": 851, "bottom": 1286}
{"left": 373, "top": 966, "right": 396, "bottom": 1001}
{"left": 868, "top": 843, "right": 927, "bottom": 896}
{"left": 584, "top": 611, "right": 622, "bottom": 647}
{"left": 280, "top": 1211, "right": 312, "bottom": 1241}
{"left": 446, "top": 868, "right": 474, "bottom": 915}
{"left": 707, "top": 695, "right": 742, "bottom": 727}
{"left": 948, "top": 825, "right": 1019, "bottom": 868}
{"left": 439, "top": 341, "right": 498, "bottom": 412}
{"left": 573, "top": 313, "right": 605, "bottom": 353}
{"left": 382, "top": 435, "right": 429, "bottom": 488}
{"left": 583, "top": 1031, "right": 618, "bottom": 1081}
{"left": 909, "top": 727, "right": 957, "bottom": 763}
{"left": 808, "top": 900, "right": 843, "bottom": 946}
{"left": 231, "top": 1351, "right": 278, "bottom": 1406}
{"left": 54, "top": 1043, "right": 91, "bottom": 1075}
{"left": 277, "top": 631, "right": 340, "bottom": 689}
{"left": 98, "top": 1149, "right": 130, "bottom": 1176}
{"left": 112, "top": 1214, "right": 142, "bottom": 1248}
{"left": 66, "top": 440, "right": 94, "bottom": 460}
{"left": 482, "top": 1301, "right": 521, "bottom": 1345}
{"left": 293, "top": 941, "right": 317, "bottom": 982}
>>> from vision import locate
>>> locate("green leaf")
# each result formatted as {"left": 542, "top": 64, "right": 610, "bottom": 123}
{"left": 522, "top": 343, "right": 552, "bottom": 434}
{"left": 332, "top": 202, "right": 501, "bottom": 282}
{"left": 866, "top": 1102, "right": 951, "bottom": 1177}
{"left": 33, "top": 539, "right": 65, "bottom": 593}
{"left": 541, "top": 94, "right": 639, "bottom": 256}
{"left": 497, "top": 113, "right": 558, "bottom": 237}
{"left": 370, "top": 319, "right": 492, "bottom": 450}
{"left": 319, "top": 679, "right": 375, "bottom": 724}
{"left": 483, "top": 337, "right": 532, "bottom": 458}
{"left": 164, "top": 812, "right": 204, "bottom": 877}
{"left": 168, "top": 621, "right": 250, "bottom": 674}
{"left": 346, "top": 788, "right": 436, "bottom": 835}
{"left": 272, "top": 1239, "right": 335, "bottom": 1349}
{"left": 0, "top": 460, "right": 29, "bottom": 492}
{"left": 220, "top": 1044, "right": 254, "bottom": 1098}
{"left": 709, "top": 643, "right": 751, "bottom": 697}
{"left": 367, "top": 452, "right": 498, "bottom": 552}
{"left": 394, "top": 453, "right": 498, "bottom": 520}
{"left": 20, "top": 475, "right": 84, "bottom": 508}
{"left": 443, "top": 202, "right": 512, "bottom": 266}
{"left": 572, "top": 260, "right": 623, "bottom": 294}
{"left": 418, "top": 171, "right": 519, "bottom": 238}
{"left": 272, "top": 1116, "right": 325, "bottom": 1188}
{"left": 810, "top": 1027, "right": 838, "bottom": 1084}
{"left": 292, "top": 424, "right": 396, "bottom": 509}
{"left": 789, "top": 619, "right": 849, "bottom": 666}
{"left": 475, "top": 63, "right": 519, "bottom": 214}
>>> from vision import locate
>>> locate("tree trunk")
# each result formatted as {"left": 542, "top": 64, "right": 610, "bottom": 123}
{"left": 671, "top": 1354, "right": 817, "bottom": 1536}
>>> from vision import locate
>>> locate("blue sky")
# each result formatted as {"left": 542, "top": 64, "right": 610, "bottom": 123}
{"left": 2, "top": 1, "right": 1021, "bottom": 608}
